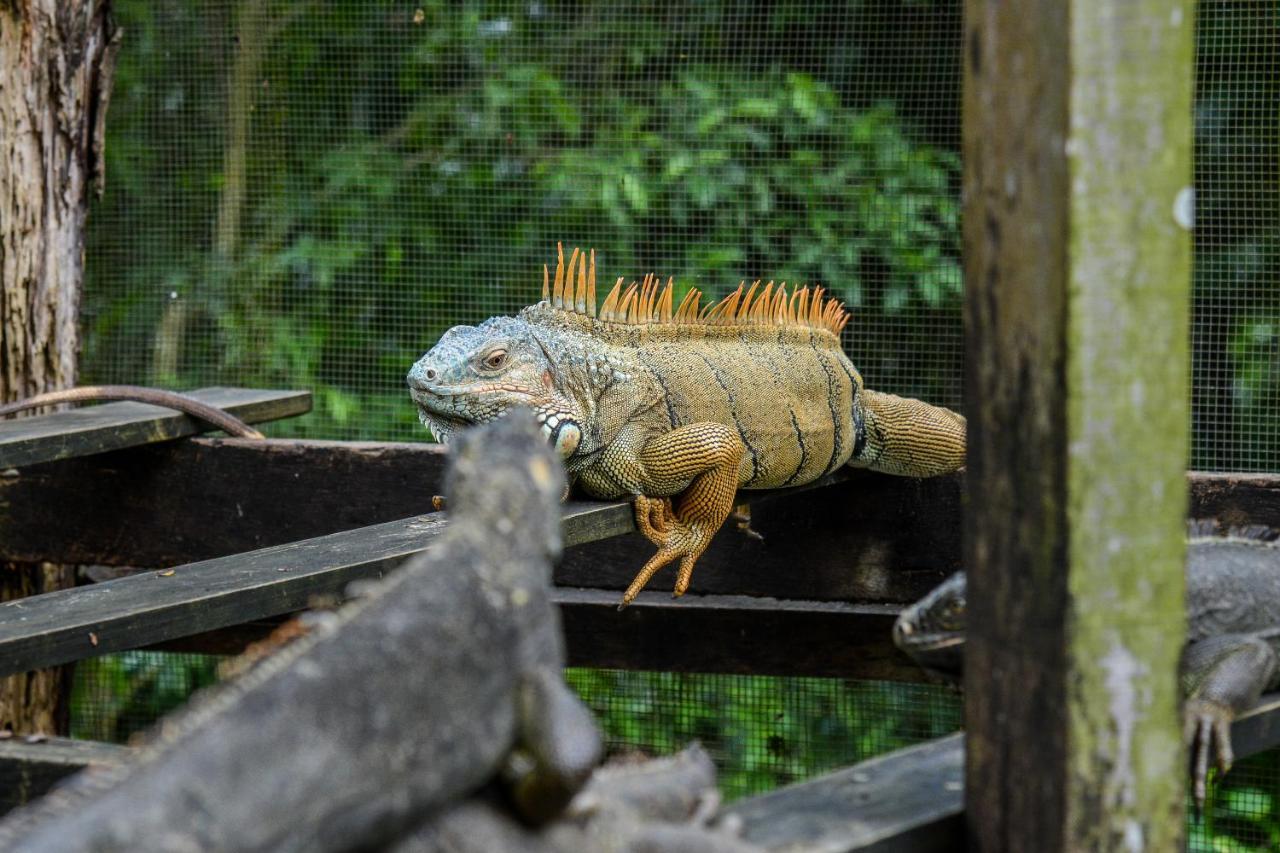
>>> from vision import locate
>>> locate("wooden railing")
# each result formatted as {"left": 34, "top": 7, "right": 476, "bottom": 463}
{"left": 2, "top": 396, "right": 1279, "bottom": 850}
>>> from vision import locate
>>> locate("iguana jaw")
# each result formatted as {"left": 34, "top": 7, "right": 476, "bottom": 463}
{"left": 893, "top": 571, "right": 967, "bottom": 679}
{"left": 411, "top": 383, "right": 583, "bottom": 457}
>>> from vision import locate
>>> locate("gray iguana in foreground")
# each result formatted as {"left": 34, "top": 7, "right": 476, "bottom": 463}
{"left": 408, "top": 245, "right": 966, "bottom": 606}
{"left": 0, "top": 413, "right": 602, "bottom": 851}
{"left": 893, "top": 524, "right": 1280, "bottom": 807}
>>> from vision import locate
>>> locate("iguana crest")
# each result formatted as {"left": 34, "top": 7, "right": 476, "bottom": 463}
{"left": 540, "top": 243, "right": 850, "bottom": 336}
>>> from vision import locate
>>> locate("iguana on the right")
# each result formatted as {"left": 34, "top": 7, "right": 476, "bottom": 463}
{"left": 893, "top": 524, "right": 1280, "bottom": 808}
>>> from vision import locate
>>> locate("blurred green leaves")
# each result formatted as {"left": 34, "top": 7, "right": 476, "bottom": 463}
{"left": 82, "top": 0, "right": 962, "bottom": 439}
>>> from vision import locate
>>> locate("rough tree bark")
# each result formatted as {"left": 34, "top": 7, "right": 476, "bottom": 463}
{"left": 0, "top": 0, "right": 119, "bottom": 733}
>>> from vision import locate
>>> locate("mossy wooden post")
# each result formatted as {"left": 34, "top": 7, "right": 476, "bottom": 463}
{"left": 963, "top": 0, "right": 1193, "bottom": 849}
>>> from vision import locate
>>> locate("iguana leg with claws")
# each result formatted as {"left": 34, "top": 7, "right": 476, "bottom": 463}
{"left": 617, "top": 423, "right": 745, "bottom": 607}
{"left": 894, "top": 527, "right": 1280, "bottom": 815}
{"left": 1181, "top": 633, "right": 1280, "bottom": 810}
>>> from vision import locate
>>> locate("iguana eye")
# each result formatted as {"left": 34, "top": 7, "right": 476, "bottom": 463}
{"left": 483, "top": 350, "right": 507, "bottom": 369}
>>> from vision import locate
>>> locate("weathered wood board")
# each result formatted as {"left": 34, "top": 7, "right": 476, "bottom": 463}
{"left": 730, "top": 733, "right": 964, "bottom": 853}
{"left": 0, "top": 388, "right": 311, "bottom": 469}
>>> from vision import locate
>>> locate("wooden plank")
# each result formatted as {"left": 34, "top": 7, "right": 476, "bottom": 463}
{"left": 0, "top": 439, "right": 962, "bottom": 602}
{"left": 0, "top": 438, "right": 449, "bottom": 566}
{"left": 1226, "top": 693, "right": 1280, "bottom": 761}
{"left": 0, "top": 737, "right": 127, "bottom": 816}
{"left": 0, "top": 523, "right": 921, "bottom": 679}
{"left": 0, "top": 387, "right": 311, "bottom": 469}
{"left": 0, "top": 510, "right": 453, "bottom": 679}
{"left": 963, "top": 0, "right": 1194, "bottom": 848}
{"left": 4, "top": 440, "right": 1272, "bottom": 603}
{"left": 729, "top": 733, "right": 964, "bottom": 853}
{"left": 730, "top": 690, "right": 1280, "bottom": 853}
{"left": 1188, "top": 472, "right": 1280, "bottom": 531}
{"left": 1, "top": 436, "right": 1273, "bottom": 603}
{"left": 149, "top": 589, "right": 921, "bottom": 682}
{"left": 11, "top": 694, "right": 1280, "bottom": 837}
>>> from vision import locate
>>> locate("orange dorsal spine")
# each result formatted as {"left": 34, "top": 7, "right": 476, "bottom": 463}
{"left": 542, "top": 245, "right": 848, "bottom": 336}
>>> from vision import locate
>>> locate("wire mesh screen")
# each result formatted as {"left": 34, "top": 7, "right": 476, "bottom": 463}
{"left": 80, "top": 0, "right": 964, "bottom": 436}
{"left": 66, "top": 0, "right": 1280, "bottom": 848}
{"left": 564, "top": 671, "right": 962, "bottom": 800}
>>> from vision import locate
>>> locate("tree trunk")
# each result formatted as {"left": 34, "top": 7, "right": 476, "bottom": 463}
{"left": 0, "top": 0, "right": 119, "bottom": 734}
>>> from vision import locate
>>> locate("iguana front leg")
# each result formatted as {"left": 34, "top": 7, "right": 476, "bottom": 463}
{"left": 615, "top": 423, "right": 745, "bottom": 608}
{"left": 1181, "top": 633, "right": 1280, "bottom": 810}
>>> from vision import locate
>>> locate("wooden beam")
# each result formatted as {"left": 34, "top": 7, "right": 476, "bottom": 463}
{"left": 0, "top": 736, "right": 127, "bottom": 816}
{"left": 0, "top": 485, "right": 927, "bottom": 680}
{"left": 4, "top": 435, "right": 1273, "bottom": 593}
{"left": 728, "top": 733, "right": 964, "bottom": 853}
{"left": 0, "top": 439, "right": 960, "bottom": 604}
{"left": 1226, "top": 693, "right": 1280, "bottom": 761}
{"left": 0, "top": 387, "right": 311, "bottom": 469}
{"left": 731, "top": 689, "right": 1280, "bottom": 853}
{"left": 149, "top": 589, "right": 920, "bottom": 682}
{"left": 0, "top": 438, "right": 449, "bottom": 566}
{"left": 964, "top": 0, "right": 1194, "bottom": 849}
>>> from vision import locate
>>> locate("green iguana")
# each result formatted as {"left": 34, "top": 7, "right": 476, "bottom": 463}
{"left": 408, "top": 245, "right": 966, "bottom": 606}
{"left": 893, "top": 524, "right": 1280, "bottom": 808}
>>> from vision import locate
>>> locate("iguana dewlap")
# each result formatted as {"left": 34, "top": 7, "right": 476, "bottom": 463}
{"left": 409, "top": 245, "right": 966, "bottom": 605}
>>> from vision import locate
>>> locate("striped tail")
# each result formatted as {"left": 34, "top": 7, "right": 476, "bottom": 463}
{"left": 849, "top": 389, "right": 966, "bottom": 477}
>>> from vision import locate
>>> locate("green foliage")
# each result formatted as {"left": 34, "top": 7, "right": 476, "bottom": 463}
{"left": 70, "top": 1, "right": 1280, "bottom": 844}
{"left": 565, "top": 670, "right": 960, "bottom": 799}
{"left": 70, "top": 652, "right": 219, "bottom": 744}
{"left": 82, "top": 0, "right": 962, "bottom": 438}
{"left": 1189, "top": 752, "right": 1280, "bottom": 852}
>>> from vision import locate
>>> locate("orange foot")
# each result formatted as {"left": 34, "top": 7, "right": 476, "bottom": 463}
{"left": 619, "top": 495, "right": 718, "bottom": 609}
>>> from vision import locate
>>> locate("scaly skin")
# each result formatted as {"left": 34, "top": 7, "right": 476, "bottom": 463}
{"left": 409, "top": 245, "right": 967, "bottom": 605}
{"left": 893, "top": 526, "right": 1280, "bottom": 811}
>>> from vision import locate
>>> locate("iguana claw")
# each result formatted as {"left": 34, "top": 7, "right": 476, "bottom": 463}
{"left": 620, "top": 496, "right": 716, "bottom": 609}
{"left": 1185, "top": 697, "right": 1234, "bottom": 813}
{"left": 730, "top": 503, "right": 764, "bottom": 542}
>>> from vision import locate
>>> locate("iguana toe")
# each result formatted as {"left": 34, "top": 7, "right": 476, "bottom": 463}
{"left": 1185, "top": 697, "right": 1234, "bottom": 813}
{"left": 619, "top": 508, "right": 716, "bottom": 608}
{"left": 634, "top": 495, "right": 675, "bottom": 543}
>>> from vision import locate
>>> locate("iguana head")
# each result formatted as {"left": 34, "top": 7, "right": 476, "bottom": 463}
{"left": 407, "top": 315, "right": 585, "bottom": 458}
{"left": 893, "top": 572, "right": 967, "bottom": 680}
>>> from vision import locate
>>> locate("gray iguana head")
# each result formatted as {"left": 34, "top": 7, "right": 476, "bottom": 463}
{"left": 893, "top": 572, "right": 967, "bottom": 680}
{"left": 407, "top": 314, "right": 587, "bottom": 458}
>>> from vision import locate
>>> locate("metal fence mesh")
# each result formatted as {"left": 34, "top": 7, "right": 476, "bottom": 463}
{"left": 67, "top": 0, "right": 1280, "bottom": 848}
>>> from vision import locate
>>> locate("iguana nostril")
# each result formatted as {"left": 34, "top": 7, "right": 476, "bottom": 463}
{"left": 425, "top": 369, "right": 437, "bottom": 381}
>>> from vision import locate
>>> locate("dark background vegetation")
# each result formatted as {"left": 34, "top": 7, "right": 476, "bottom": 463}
{"left": 69, "top": 1, "right": 1278, "bottom": 849}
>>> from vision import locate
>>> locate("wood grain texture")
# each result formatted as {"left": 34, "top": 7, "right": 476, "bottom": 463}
{"left": 963, "top": 0, "right": 1194, "bottom": 848}
{"left": 728, "top": 733, "right": 964, "bottom": 853}
{"left": 0, "top": 495, "right": 926, "bottom": 681}
{"left": 157, "top": 589, "right": 921, "bottom": 681}
{"left": 0, "top": 387, "right": 311, "bottom": 469}
{"left": 0, "top": 437, "right": 448, "bottom": 566}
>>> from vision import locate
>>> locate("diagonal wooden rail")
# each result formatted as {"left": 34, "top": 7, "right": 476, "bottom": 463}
{"left": 731, "top": 692, "right": 1280, "bottom": 853}
{"left": 0, "top": 470, "right": 920, "bottom": 682}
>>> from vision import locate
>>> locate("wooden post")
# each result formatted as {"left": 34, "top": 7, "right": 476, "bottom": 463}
{"left": 963, "top": 0, "right": 1193, "bottom": 850}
